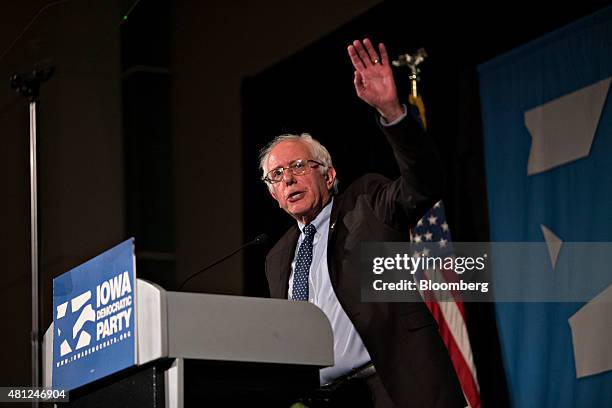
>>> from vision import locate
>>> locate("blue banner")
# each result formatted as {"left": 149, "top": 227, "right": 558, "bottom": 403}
{"left": 479, "top": 6, "right": 612, "bottom": 407}
{"left": 52, "top": 239, "right": 137, "bottom": 391}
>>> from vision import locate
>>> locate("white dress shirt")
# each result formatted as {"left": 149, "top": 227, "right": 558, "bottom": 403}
{"left": 288, "top": 198, "right": 371, "bottom": 385}
{"left": 288, "top": 107, "right": 408, "bottom": 384}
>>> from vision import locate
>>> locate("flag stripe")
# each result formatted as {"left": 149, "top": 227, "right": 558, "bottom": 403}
{"left": 428, "top": 270, "right": 477, "bottom": 383}
{"left": 413, "top": 201, "right": 481, "bottom": 408}
{"left": 429, "top": 299, "right": 481, "bottom": 408}
{"left": 424, "top": 268, "right": 480, "bottom": 407}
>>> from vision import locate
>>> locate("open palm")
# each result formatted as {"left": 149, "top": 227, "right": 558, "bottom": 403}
{"left": 348, "top": 38, "right": 402, "bottom": 121}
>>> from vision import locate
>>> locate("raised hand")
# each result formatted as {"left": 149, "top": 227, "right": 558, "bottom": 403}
{"left": 348, "top": 38, "right": 403, "bottom": 122}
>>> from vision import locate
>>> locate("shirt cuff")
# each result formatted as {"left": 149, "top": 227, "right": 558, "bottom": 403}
{"left": 379, "top": 104, "right": 408, "bottom": 127}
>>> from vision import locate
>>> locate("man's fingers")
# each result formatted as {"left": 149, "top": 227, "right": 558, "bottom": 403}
{"left": 363, "top": 38, "right": 380, "bottom": 64}
{"left": 378, "top": 42, "right": 389, "bottom": 65}
{"left": 348, "top": 45, "right": 366, "bottom": 71}
{"left": 353, "top": 40, "right": 373, "bottom": 67}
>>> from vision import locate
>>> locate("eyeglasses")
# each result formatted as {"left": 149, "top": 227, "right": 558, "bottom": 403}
{"left": 263, "top": 159, "right": 324, "bottom": 184}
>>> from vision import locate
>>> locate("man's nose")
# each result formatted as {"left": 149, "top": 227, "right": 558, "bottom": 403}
{"left": 282, "top": 169, "right": 296, "bottom": 184}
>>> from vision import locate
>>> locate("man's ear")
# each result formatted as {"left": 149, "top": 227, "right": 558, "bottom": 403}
{"left": 325, "top": 166, "right": 337, "bottom": 190}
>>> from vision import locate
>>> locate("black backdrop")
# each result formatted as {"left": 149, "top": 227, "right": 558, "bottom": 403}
{"left": 241, "top": 1, "right": 609, "bottom": 406}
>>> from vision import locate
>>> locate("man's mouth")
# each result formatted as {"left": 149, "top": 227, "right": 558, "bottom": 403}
{"left": 286, "top": 191, "right": 305, "bottom": 202}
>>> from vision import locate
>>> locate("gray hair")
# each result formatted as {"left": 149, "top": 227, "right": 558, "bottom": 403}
{"left": 259, "top": 133, "right": 339, "bottom": 194}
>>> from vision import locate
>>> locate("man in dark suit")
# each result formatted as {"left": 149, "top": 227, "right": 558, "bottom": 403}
{"left": 259, "top": 38, "right": 465, "bottom": 408}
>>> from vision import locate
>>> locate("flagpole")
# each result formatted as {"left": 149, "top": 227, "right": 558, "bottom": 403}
{"left": 393, "top": 48, "right": 428, "bottom": 129}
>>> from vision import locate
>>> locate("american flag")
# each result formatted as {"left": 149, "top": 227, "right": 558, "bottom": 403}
{"left": 411, "top": 201, "right": 481, "bottom": 408}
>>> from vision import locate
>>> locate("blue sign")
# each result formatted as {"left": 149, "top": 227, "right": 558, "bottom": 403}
{"left": 52, "top": 239, "right": 137, "bottom": 390}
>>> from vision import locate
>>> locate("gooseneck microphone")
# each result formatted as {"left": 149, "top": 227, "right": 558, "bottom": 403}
{"left": 177, "top": 233, "right": 269, "bottom": 290}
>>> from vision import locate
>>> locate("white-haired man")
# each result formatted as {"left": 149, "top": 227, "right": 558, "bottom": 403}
{"left": 260, "top": 38, "right": 465, "bottom": 408}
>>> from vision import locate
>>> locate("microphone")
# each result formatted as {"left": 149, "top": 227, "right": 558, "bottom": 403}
{"left": 177, "top": 234, "right": 269, "bottom": 291}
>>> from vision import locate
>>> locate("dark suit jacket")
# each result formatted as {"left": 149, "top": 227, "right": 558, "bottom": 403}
{"left": 265, "top": 117, "right": 466, "bottom": 407}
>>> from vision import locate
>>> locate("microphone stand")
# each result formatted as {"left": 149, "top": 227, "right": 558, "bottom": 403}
{"left": 11, "top": 67, "right": 54, "bottom": 392}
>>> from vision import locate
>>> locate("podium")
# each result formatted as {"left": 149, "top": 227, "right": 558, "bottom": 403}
{"left": 43, "top": 279, "right": 334, "bottom": 407}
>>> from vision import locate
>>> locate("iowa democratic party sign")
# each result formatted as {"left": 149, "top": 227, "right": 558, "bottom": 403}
{"left": 52, "top": 239, "right": 137, "bottom": 390}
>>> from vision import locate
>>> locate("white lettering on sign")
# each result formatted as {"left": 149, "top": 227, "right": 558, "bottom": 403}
{"left": 96, "top": 308, "right": 132, "bottom": 341}
{"left": 96, "top": 271, "right": 132, "bottom": 308}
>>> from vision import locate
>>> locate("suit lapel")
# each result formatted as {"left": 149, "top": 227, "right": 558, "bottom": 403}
{"left": 268, "top": 225, "right": 299, "bottom": 298}
{"left": 327, "top": 196, "right": 343, "bottom": 288}
{"left": 269, "top": 197, "right": 342, "bottom": 298}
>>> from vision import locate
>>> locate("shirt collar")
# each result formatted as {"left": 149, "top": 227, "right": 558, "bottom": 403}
{"left": 298, "top": 197, "right": 334, "bottom": 234}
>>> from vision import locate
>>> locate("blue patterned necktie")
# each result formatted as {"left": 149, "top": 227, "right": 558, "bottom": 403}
{"left": 292, "top": 223, "right": 317, "bottom": 301}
